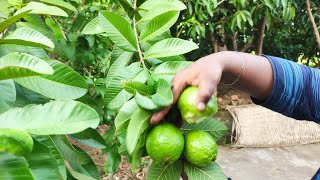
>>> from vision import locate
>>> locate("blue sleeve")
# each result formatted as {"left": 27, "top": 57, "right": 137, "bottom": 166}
{"left": 251, "top": 55, "right": 320, "bottom": 124}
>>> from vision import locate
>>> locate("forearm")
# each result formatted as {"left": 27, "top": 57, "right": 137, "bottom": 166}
{"left": 210, "top": 51, "right": 274, "bottom": 100}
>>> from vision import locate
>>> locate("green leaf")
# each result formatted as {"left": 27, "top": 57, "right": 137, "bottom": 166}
{"left": 102, "top": 127, "right": 115, "bottom": 152}
{"left": 151, "top": 61, "right": 192, "bottom": 82}
{"left": 69, "top": 146, "right": 100, "bottom": 180}
{"left": 105, "top": 51, "right": 133, "bottom": 93}
{"left": 16, "top": 2, "right": 68, "bottom": 17}
{"left": 140, "top": 11, "right": 179, "bottom": 42}
{"left": 0, "top": 100, "right": 100, "bottom": 135}
{"left": 67, "top": 167, "right": 97, "bottom": 180}
{"left": 147, "top": 160, "right": 182, "bottom": 180}
{"left": 126, "top": 108, "right": 152, "bottom": 154}
{"left": 14, "top": 60, "right": 88, "bottom": 100}
{"left": 0, "top": 128, "right": 33, "bottom": 156}
{"left": 99, "top": 11, "right": 137, "bottom": 52}
{"left": 26, "top": 140, "right": 60, "bottom": 179}
{"left": 81, "top": 18, "right": 104, "bottom": 35}
{"left": 151, "top": 79, "right": 173, "bottom": 107}
{"left": 144, "top": 38, "right": 198, "bottom": 59}
{"left": 122, "top": 80, "right": 152, "bottom": 95}
{"left": 114, "top": 99, "right": 138, "bottom": 133}
{"left": 0, "top": 10, "right": 31, "bottom": 33}
{"left": 40, "top": 0, "right": 77, "bottom": 12}
{"left": 34, "top": 135, "right": 67, "bottom": 180}
{"left": 15, "top": 83, "right": 49, "bottom": 107}
{"left": 0, "top": 44, "right": 49, "bottom": 59}
{"left": 0, "top": 52, "right": 54, "bottom": 81}
{"left": 135, "top": 91, "right": 159, "bottom": 110}
{"left": 0, "top": 80, "right": 16, "bottom": 113}
{"left": 0, "top": 153, "right": 34, "bottom": 179}
{"left": 139, "top": 0, "right": 186, "bottom": 11}
{"left": 181, "top": 117, "right": 228, "bottom": 141}
{"left": 107, "top": 69, "right": 149, "bottom": 110}
{"left": 52, "top": 135, "right": 90, "bottom": 164}
{"left": 138, "top": 4, "right": 183, "bottom": 23}
{"left": 68, "top": 128, "right": 106, "bottom": 149}
{"left": 106, "top": 144, "right": 121, "bottom": 174}
{"left": 184, "top": 161, "right": 227, "bottom": 180}
{"left": 105, "top": 63, "right": 142, "bottom": 108}
{"left": 1, "top": 27, "right": 54, "bottom": 48}
{"left": 130, "top": 130, "right": 147, "bottom": 173}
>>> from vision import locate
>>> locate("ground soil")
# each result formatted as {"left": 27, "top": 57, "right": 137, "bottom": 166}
{"left": 79, "top": 85, "right": 252, "bottom": 179}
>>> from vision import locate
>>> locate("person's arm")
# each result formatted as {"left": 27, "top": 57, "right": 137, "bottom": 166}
{"left": 150, "top": 51, "right": 274, "bottom": 124}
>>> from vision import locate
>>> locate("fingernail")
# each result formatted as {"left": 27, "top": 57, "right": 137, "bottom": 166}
{"left": 197, "top": 102, "right": 205, "bottom": 111}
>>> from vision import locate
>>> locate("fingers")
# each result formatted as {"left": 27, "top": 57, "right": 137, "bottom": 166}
{"left": 196, "top": 79, "right": 215, "bottom": 111}
{"left": 150, "top": 106, "right": 171, "bottom": 124}
{"left": 172, "top": 69, "right": 191, "bottom": 103}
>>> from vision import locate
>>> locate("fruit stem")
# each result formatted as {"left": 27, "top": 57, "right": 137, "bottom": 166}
{"left": 181, "top": 159, "right": 189, "bottom": 180}
{"left": 133, "top": 0, "right": 147, "bottom": 69}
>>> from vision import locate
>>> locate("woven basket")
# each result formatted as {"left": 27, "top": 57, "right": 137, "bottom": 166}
{"left": 227, "top": 104, "right": 320, "bottom": 147}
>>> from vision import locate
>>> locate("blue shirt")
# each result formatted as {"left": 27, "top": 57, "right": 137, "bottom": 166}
{"left": 251, "top": 55, "right": 320, "bottom": 179}
{"left": 252, "top": 55, "right": 320, "bottom": 124}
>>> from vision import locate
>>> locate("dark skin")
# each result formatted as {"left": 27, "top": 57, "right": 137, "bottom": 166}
{"left": 150, "top": 51, "right": 274, "bottom": 124}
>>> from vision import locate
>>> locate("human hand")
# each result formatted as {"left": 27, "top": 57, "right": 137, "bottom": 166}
{"left": 150, "top": 53, "right": 224, "bottom": 124}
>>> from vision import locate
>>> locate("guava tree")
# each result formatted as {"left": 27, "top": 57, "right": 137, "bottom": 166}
{"left": 82, "top": 0, "right": 228, "bottom": 179}
{"left": 0, "top": 1, "right": 107, "bottom": 179}
{"left": 176, "top": 0, "right": 296, "bottom": 58}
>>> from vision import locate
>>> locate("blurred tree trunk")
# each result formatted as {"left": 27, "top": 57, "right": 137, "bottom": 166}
{"left": 256, "top": 16, "right": 266, "bottom": 55}
{"left": 210, "top": 31, "right": 218, "bottom": 53}
{"left": 306, "top": 0, "right": 320, "bottom": 49}
{"left": 232, "top": 31, "right": 238, "bottom": 51}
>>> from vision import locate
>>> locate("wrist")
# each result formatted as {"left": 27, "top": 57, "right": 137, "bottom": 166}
{"left": 212, "top": 51, "right": 244, "bottom": 84}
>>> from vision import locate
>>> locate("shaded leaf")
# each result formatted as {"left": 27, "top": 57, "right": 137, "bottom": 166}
{"left": 34, "top": 135, "right": 67, "bottom": 180}
{"left": 69, "top": 146, "right": 100, "bottom": 180}
{"left": 26, "top": 140, "right": 60, "bottom": 179}
{"left": 52, "top": 135, "right": 90, "bottom": 164}
{"left": 106, "top": 144, "right": 121, "bottom": 174}
{"left": 0, "top": 153, "right": 34, "bottom": 179}
{"left": 68, "top": 128, "right": 106, "bottom": 149}
{"left": 0, "top": 80, "right": 16, "bottom": 113}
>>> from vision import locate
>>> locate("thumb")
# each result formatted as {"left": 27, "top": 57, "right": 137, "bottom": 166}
{"left": 196, "top": 80, "right": 215, "bottom": 111}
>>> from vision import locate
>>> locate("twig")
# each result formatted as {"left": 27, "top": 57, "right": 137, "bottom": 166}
{"left": 132, "top": 0, "right": 147, "bottom": 69}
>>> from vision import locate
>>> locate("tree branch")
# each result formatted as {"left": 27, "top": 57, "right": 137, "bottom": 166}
{"left": 306, "top": 0, "right": 320, "bottom": 49}
{"left": 133, "top": 0, "right": 147, "bottom": 69}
